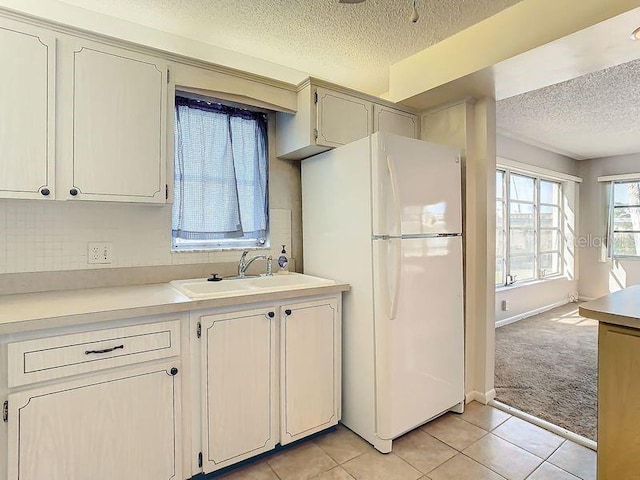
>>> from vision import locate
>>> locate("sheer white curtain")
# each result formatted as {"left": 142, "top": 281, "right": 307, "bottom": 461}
{"left": 172, "top": 96, "right": 268, "bottom": 247}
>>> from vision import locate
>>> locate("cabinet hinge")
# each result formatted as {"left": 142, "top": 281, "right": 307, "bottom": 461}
{"left": 314, "top": 91, "right": 318, "bottom": 103}
{"left": 196, "top": 322, "right": 201, "bottom": 339}
{"left": 165, "top": 184, "right": 168, "bottom": 200}
{"left": 198, "top": 451, "right": 203, "bottom": 468}
{"left": 2, "top": 400, "right": 7, "bottom": 423}
{"left": 167, "top": 68, "right": 170, "bottom": 84}
{"left": 313, "top": 128, "right": 318, "bottom": 140}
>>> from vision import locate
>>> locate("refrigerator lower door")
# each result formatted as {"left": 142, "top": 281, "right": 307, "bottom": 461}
{"left": 373, "top": 236, "right": 464, "bottom": 441}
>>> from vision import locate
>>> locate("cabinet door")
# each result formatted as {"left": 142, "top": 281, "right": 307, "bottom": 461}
{"left": 315, "top": 87, "right": 372, "bottom": 148}
{"left": 7, "top": 362, "right": 181, "bottom": 480}
{"left": 0, "top": 19, "right": 55, "bottom": 199}
{"left": 199, "top": 307, "right": 277, "bottom": 473}
{"left": 373, "top": 104, "right": 419, "bottom": 139}
{"left": 280, "top": 298, "right": 340, "bottom": 445}
{"left": 68, "top": 40, "right": 167, "bottom": 203}
{"left": 598, "top": 323, "right": 640, "bottom": 479}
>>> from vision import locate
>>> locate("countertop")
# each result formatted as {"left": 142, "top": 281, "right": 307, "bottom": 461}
{"left": 579, "top": 285, "right": 640, "bottom": 330}
{"left": 0, "top": 280, "right": 350, "bottom": 335}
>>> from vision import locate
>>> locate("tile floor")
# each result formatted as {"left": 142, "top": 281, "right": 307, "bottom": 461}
{"left": 215, "top": 402, "right": 596, "bottom": 480}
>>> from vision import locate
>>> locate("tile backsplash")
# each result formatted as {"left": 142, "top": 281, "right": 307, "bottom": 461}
{"left": 0, "top": 199, "right": 291, "bottom": 274}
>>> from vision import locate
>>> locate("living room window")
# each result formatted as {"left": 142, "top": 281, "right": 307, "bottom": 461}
{"left": 171, "top": 94, "right": 269, "bottom": 251}
{"left": 610, "top": 180, "right": 640, "bottom": 257}
{"left": 496, "top": 168, "right": 563, "bottom": 286}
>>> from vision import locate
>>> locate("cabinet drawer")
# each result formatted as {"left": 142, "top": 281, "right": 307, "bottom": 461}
{"left": 8, "top": 319, "right": 180, "bottom": 387}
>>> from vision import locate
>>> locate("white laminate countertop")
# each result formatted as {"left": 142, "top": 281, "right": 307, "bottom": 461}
{"left": 579, "top": 285, "right": 640, "bottom": 330}
{"left": 0, "top": 281, "right": 350, "bottom": 335}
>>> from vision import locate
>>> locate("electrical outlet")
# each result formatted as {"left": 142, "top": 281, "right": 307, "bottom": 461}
{"left": 87, "top": 242, "right": 113, "bottom": 264}
{"left": 501, "top": 300, "right": 509, "bottom": 311}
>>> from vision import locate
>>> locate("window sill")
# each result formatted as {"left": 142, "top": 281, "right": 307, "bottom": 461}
{"left": 495, "top": 275, "right": 568, "bottom": 292}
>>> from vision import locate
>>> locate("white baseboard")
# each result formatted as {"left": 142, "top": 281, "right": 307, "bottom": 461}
{"left": 495, "top": 299, "right": 570, "bottom": 328}
{"left": 465, "top": 389, "right": 496, "bottom": 405}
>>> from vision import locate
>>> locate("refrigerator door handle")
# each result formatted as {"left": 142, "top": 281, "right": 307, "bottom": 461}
{"left": 389, "top": 238, "right": 402, "bottom": 320}
{"left": 386, "top": 155, "right": 402, "bottom": 236}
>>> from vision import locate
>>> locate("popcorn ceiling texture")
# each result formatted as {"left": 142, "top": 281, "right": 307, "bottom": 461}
{"left": 0, "top": 200, "right": 291, "bottom": 274}
{"left": 497, "top": 58, "right": 640, "bottom": 160}
{"left": 57, "top": 0, "right": 522, "bottom": 94}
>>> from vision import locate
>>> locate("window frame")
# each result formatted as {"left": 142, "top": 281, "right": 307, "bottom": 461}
{"left": 609, "top": 179, "right": 640, "bottom": 259}
{"left": 496, "top": 167, "right": 565, "bottom": 287}
{"left": 170, "top": 91, "right": 271, "bottom": 252}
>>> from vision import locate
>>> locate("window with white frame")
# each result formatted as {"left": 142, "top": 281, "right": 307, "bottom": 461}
{"left": 171, "top": 93, "right": 269, "bottom": 251}
{"left": 610, "top": 180, "right": 640, "bottom": 257}
{"left": 496, "top": 168, "right": 563, "bottom": 286}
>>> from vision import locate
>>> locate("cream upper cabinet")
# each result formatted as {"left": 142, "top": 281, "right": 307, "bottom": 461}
{"left": 315, "top": 87, "right": 372, "bottom": 148}
{"left": 373, "top": 104, "right": 419, "bottom": 139}
{"left": 62, "top": 39, "right": 168, "bottom": 203}
{"left": 198, "top": 307, "right": 278, "bottom": 474}
{"left": 280, "top": 298, "right": 341, "bottom": 445}
{"left": 0, "top": 18, "right": 55, "bottom": 200}
{"left": 276, "top": 79, "right": 417, "bottom": 160}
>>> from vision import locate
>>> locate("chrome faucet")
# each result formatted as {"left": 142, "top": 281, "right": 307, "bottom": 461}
{"left": 237, "top": 250, "right": 268, "bottom": 277}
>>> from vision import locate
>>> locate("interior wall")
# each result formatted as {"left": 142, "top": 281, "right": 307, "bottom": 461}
{"left": 422, "top": 98, "right": 496, "bottom": 403}
{"left": 578, "top": 153, "right": 640, "bottom": 299}
{"left": 495, "top": 135, "right": 580, "bottom": 323}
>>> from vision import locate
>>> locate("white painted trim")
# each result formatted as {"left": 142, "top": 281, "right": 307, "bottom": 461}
{"left": 597, "top": 173, "right": 640, "bottom": 183}
{"left": 489, "top": 400, "right": 597, "bottom": 452}
{"left": 497, "top": 157, "right": 583, "bottom": 183}
{"left": 579, "top": 296, "right": 596, "bottom": 302}
{"left": 495, "top": 300, "right": 570, "bottom": 328}
{"left": 465, "top": 389, "right": 496, "bottom": 405}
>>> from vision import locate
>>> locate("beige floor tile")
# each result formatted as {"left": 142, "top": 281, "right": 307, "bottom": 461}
{"left": 392, "top": 429, "right": 457, "bottom": 474}
{"left": 460, "top": 402, "right": 511, "bottom": 431}
{"left": 421, "top": 414, "right": 488, "bottom": 450}
{"left": 267, "top": 442, "right": 337, "bottom": 480}
{"left": 342, "top": 451, "right": 422, "bottom": 480}
{"left": 427, "top": 454, "right": 505, "bottom": 480}
{"left": 492, "top": 417, "right": 564, "bottom": 459}
{"left": 314, "top": 425, "right": 373, "bottom": 464}
{"left": 313, "top": 466, "right": 356, "bottom": 479}
{"left": 218, "top": 461, "right": 279, "bottom": 480}
{"left": 462, "top": 434, "right": 542, "bottom": 480}
{"left": 547, "top": 441, "right": 596, "bottom": 480}
{"left": 527, "top": 462, "right": 581, "bottom": 480}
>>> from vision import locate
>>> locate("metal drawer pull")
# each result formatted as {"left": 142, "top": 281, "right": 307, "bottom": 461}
{"left": 85, "top": 344, "right": 124, "bottom": 355}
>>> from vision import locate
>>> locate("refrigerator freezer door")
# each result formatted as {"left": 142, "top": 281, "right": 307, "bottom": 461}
{"left": 372, "top": 133, "right": 462, "bottom": 237}
{"left": 373, "top": 236, "right": 464, "bottom": 441}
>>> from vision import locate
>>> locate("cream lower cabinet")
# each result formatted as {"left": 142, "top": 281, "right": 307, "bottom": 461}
{"left": 195, "top": 295, "right": 341, "bottom": 474}
{"left": 198, "top": 306, "right": 278, "bottom": 473}
{"left": 2, "top": 317, "right": 183, "bottom": 480}
{"left": 7, "top": 363, "right": 180, "bottom": 480}
{"left": 280, "top": 298, "right": 340, "bottom": 445}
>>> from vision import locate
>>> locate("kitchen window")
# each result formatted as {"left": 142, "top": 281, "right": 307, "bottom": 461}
{"left": 171, "top": 94, "right": 269, "bottom": 251}
{"left": 496, "top": 168, "right": 563, "bottom": 287}
{"left": 609, "top": 180, "right": 640, "bottom": 257}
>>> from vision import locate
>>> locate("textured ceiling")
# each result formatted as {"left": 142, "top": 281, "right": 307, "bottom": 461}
{"left": 57, "top": 0, "right": 522, "bottom": 94}
{"left": 497, "top": 57, "right": 640, "bottom": 160}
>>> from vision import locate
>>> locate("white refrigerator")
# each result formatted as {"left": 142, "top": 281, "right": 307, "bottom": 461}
{"left": 302, "top": 132, "right": 464, "bottom": 453}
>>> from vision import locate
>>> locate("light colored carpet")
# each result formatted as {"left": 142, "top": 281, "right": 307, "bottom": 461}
{"left": 494, "top": 302, "right": 598, "bottom": 441}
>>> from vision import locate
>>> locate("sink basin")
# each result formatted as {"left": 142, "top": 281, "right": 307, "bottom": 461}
{"left": 248, "top": 274, "right": 334, "bottom": 289}
{"left": 169, "top": 273, "right": 335, "bottom": 299}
